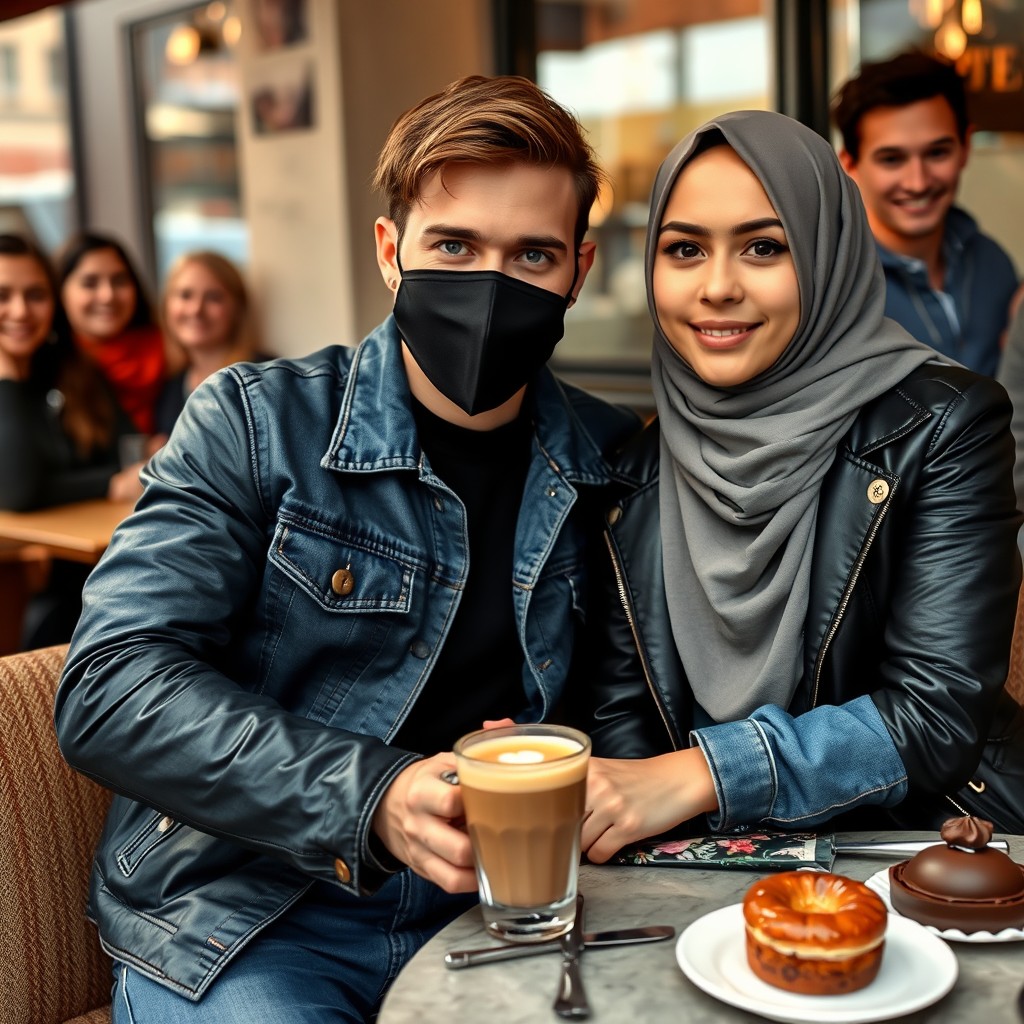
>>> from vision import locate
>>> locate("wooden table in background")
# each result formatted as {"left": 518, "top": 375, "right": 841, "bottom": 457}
{"left": 0, "top": 499, "right": 134, "bottom": 654}
{"left": 0, "top": 498, "right": 134, "bottom": 565}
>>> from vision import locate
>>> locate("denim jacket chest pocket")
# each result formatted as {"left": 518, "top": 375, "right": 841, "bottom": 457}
{"left": 269, "top": 518, "right": 417, "bottom": 613}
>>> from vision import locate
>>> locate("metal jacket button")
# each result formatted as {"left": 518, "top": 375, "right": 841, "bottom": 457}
{"left": 331, "top": 568, "right": 355, "bottom": 596}
{"left": 867, "top": 479, "right": 889, "bottom": 504}
{"left": 410, "top": 640, "right": 431, "bottom": 659}
{"left": 334, "top": 858, "right": 351, "bottom": 883}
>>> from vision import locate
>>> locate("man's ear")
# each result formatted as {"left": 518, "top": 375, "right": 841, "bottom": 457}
{"left": 838, "top": 148, "right": 857, "bottom": 176}
{"left": 568, "top": 241, "right": 597, "bottom": 307}
{"left": 374, "top": 217, "right": 400, "bottom": 291}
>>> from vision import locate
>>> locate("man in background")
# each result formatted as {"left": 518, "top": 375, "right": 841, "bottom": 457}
{"left": 833, "top": 49, "right": 1017, "bottom": 376}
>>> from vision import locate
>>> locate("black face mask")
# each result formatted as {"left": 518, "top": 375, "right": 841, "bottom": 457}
{"left": 392, "top": 261, "right": 577, "bottom": 416}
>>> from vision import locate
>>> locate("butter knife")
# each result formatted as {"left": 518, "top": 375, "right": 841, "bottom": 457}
{"left": 553, "top": 895, "right": 590, "bottom": 1019}
{"left": 445, "top": 925, "right": 675, "bottom": 969}
{"left": 836, "top": 839, "right": 1009, "bottom": 857}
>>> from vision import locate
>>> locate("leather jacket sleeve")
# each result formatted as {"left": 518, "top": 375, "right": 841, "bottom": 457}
{"left": 54, "top": 370, "right": 416, "bottom": 896}
{"left": 855, "top": 372, "right": 1021, "bottom": 795}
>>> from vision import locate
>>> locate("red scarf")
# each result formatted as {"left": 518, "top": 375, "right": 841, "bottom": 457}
{"left": 74, "top": 325, "right": 165, "bottom": 434}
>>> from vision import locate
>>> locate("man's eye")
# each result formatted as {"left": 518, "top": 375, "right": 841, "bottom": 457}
{"left": 522, "top": 250, "right": 549, "bottom": 265}
{"left": 440, "top": 241, "right": 468, "bottom": 256}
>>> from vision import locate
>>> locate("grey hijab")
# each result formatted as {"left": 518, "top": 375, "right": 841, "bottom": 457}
{"left": 647, "top": 110, "right": 936, "bottom": 722}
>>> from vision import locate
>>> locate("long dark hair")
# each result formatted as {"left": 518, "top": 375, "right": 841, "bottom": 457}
{"left": 0, "top": 233, "right": 119, "bottom": 456}
{"left": 56, "top": 231, "right": 155, "bottom": 332}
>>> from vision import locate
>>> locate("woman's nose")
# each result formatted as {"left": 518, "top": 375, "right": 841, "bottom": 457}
{"left": 700, "top": 257, "right": 742, "bottom": 304}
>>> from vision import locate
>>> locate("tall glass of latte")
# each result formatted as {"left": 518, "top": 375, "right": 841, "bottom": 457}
{"left": 454, "top": 724, "right": 590, "bottom": 943}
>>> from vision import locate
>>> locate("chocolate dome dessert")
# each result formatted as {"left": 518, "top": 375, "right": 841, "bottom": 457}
{"left": 889, "top": 816, "right": 1024, "bottom": 932}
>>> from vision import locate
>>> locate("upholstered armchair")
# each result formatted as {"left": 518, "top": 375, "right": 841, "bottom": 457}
{"left": 0, "top": 644, "right": 112, "bottom": 1024}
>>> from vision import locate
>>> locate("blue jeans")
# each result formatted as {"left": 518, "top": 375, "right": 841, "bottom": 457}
{"left": 112, "top": 872, "right": 476, "bottom": 1023}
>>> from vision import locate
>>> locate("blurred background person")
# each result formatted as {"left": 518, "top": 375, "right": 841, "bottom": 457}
{"left": 832, "top": 51, "right": 1017, "bottom": 377}
{"left": 0, "top": 233, "right": 144, "bottom": 648}
{"left": 155, "top": 251, "right": 269, "bottom": 438}
{"left": 58, "top": 231, "right": 178, "bottom": 438}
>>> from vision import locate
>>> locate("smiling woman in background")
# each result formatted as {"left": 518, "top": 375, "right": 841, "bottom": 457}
{"left": 576, "top": 110, "right": 1024, "bottom": 856}
{"left": 57, "top": 231, "right": 174, "bottom": 437}
{"left": 155, "top": 251, "right": 268, "bottom": 438}
{"left": 0, "top": 233, "right": 144, "bottom": 646}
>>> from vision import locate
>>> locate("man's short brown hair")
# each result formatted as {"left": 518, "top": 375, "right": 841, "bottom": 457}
{"left": 373, "top": 75, "right": 604, "bottom": 248}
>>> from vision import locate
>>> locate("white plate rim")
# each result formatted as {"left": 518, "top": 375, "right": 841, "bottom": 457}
{"left": 675, "top": 903, "right": 958, "bottom": 1024}
{"left": 864, "top": 868, "right": 1024, "bottom": 943}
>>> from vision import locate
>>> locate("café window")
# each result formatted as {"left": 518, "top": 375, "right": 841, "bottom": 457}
{"left": 0, "top": 8, "right": 76, "bottom": 251}
{"left": 531, "top": 0, "right": 773, "bottom": 411}
{"left": 130, "top": 2, "right": 247, "bottom": 284}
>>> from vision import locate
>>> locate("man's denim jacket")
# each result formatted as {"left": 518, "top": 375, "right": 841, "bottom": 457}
{"left": 55, "top": 318, "right": 637, "bottom": 1000}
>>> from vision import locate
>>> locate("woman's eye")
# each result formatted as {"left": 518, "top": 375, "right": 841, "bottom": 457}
{"left": 665, "top": 240, "right": 702, "bottom": 260}
{"left": 746, "top": 239, "right": 787, "bottom": 258}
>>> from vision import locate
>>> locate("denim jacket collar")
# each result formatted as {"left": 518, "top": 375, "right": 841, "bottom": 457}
{"left": 323, "top": 316, "right": 618, "bottom": 487}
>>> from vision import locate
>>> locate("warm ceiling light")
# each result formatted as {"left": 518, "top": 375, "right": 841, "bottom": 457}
{"left": 962, "top": 0, "right": 983, "bottom": 34}
{"left": 206, "top": 1, "right": 227, "bottom": 22}
{"left": 935, "top": 20, "right": 967, "bottom": 58}
{"left": 924, "top": 0, "right": 948, "bottom": 28}
{"left": 221, "top": 15, "right": 242, "bottom": 47}
{"left": 165, "top": 24, "right": 201, "bottom": 65}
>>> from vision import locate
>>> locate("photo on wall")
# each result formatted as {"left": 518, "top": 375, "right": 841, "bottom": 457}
{"left": 253, "top": 0, "right": 308, "bottom": 50}
{"left": 250, "top": 61, "right": 314, "bottom": 134}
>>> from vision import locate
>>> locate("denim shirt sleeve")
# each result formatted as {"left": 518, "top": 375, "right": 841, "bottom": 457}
{"left": 692, "top": 695, "right": 908, "bottom": 830}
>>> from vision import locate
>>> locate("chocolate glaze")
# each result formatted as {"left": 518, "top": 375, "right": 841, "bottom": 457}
{"left": 889, "top": 816, "right": 1024, "bottom": 932}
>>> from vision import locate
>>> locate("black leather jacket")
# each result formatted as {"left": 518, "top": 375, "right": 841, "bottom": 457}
{"left": 580, "top": 363, "right": 1024, "bottom": 831}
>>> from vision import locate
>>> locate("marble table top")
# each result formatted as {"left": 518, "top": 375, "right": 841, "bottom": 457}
{"left": 378, "top": 831, "right": 1023, "bottom": 1023}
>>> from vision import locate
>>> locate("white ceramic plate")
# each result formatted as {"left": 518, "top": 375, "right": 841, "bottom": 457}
{"left": 864, "top": 868, "right": 1024, "bottom": 943}
{"left": 676, "top": 903, "right": 957, "bottom": 1024}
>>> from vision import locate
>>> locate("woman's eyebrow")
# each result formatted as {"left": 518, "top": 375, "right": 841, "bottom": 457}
{"left": 658, "top": 217, "right": 784, "bottom": 237}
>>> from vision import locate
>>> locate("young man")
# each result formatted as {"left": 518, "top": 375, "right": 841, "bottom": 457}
{"left": 832, "top": 50, "right": 1017, "bottom": 376}
{"left": 55, "top": 75, "right": 637, "bottom": 1022}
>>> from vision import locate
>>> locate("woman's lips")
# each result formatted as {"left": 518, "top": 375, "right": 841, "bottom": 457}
{"left": 690, "top": 322, "right": 758, "bottom": 349}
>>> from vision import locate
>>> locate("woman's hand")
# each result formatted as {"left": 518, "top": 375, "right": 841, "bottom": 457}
{"left": 372, "top": 753, "right": 477, "bottom": 893}
{"left": 581, "top": 748, "right": 718, "bottom": 864}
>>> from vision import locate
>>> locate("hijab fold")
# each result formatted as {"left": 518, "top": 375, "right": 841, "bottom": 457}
{"left": 647, "top": 110, "right": 936, "bottom": 722}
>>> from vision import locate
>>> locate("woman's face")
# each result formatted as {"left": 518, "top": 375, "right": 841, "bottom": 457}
{"left": 61, "top": 247, "right": 137, "bottom": 341}
{"left": 652, "top": 145, "right": 800, "bottom": 388}
{"left": 164, "top": 262, "right": 238, "bottom": 352}
{"left": 0, "top": 254, "right": 55, "bottom": 372}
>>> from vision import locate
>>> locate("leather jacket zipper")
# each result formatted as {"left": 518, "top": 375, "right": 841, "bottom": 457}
{"left": 810, "top": 496, "right": 893, "bottom": 709}
{"left": 603, "top": 529, "right": 678, "bottom": 748}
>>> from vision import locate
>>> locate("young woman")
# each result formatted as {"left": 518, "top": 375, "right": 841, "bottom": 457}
{"left": 58, "top": 232, "right": 171, "bottom": 436}
{"left": 578, "top": 110, "right": 1024, "bottom": 862}
{"left": 0, "top": 233, "right": 143, "bottom": 647}
{"left": 155, "top": 251, "right": 266, "bottom": 437}
{"left": 0, "top": 234, "right": 139, "bottom": 510}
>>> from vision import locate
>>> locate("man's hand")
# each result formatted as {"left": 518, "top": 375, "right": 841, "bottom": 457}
{"left": 581, "top": 748, "right": 718, "bottom": 864}
{"left": 372, "top": 753, "right": 477, "bottom": 893}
